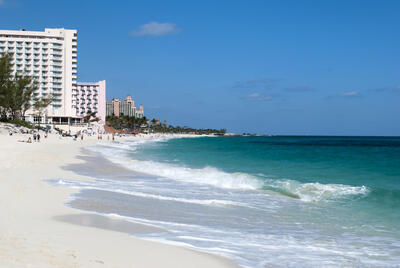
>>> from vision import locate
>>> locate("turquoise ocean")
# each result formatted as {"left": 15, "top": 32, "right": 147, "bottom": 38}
{"left": 53, "top": 136, "right": 400, "bottom": 267}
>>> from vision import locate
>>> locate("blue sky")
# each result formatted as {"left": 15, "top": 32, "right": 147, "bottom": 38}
{"left": 1, "top": 0, "right": 399, "bottom": 135}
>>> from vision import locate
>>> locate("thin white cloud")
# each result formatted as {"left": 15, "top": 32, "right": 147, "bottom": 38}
{"left": 328, "top": 91, "right": 360, "bottom": 98}
{"left": 341, "top": 91, "right": 359, "bottom": 96}
{"left": 244, "top": 93, "right": 273, "bottom": 101}
{"left": 369, "top": 85, "right": 400, "bottom": 93}
{"left": 131, "top": 22, "right": 181, "bottom": 37}
{"left": 284, "top": 86, "right": 315, "bottom": 92}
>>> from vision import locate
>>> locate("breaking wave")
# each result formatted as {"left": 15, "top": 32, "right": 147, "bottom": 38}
{"left": 89, "top": 142, "right": 369, "bottom": 202}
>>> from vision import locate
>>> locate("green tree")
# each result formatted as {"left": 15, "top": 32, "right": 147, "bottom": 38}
{"left": 0, "top": 53, "right": 38, "bottom": 120}
{"left": 0, "top": 53, "right": 14, "bottom": 119}
{"left": 84, "top": 111, "right": 100, "bottom": 124}
{"left": 33, "top": 94, "right": 53, "bottom": 129}
{"left": 9, "top": 75, "right": 37, "bottom": 119}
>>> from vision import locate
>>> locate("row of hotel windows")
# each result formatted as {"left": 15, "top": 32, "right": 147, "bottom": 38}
{"left": 0, "top": 40, "right": 63, "bottom": 46}
{"left": 0, "top": 44, "right": 63, "bottom": 50}
{"left": 0, "top": 52, "right": 65, "bottom": 58}
{"left": 73, "top": 88, "right": 99, "bottom": 93}
{"left": 74, "top": 97, "right": 99, "bottom": 101}
{"left": 11, "top": 69, "right": 64, "bottom": 75}
{"left": 0, "top": 47, "right": 76, "bottom": 57}
{"left": 75, "top": 101, "right": 99, "bottom": 105}
{"left": 0, "top": 48, "right": 63, "bottom": 53}
{"left": 75, "top": 97, "right": 98, "bottom": 100}
{"left": 0, "top": 34, "right": 64, "bottom": 41}
{"left": 12, "top": 58, "right": 62, "bottom": 63}
{"left": 11, "top": 66, "right": 64, "bottom": 71}
{"left": 13, "top": 65, "right": 62, "bottom": 69}
{"left": 75, "top": 89, "right": 99, "bottom": 93}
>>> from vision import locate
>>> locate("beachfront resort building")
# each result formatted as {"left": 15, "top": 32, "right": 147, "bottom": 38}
{"left": 75, "top": 81, "right": 106, "bottom": 124}
{"left": 106, "top": 95, "right": 144, "bottom": 118}
{"left": 0, "top": 28, "right": 80, "bottom": 124}
{"left": 0, "top": 28, "right": 108, "bottom": 125}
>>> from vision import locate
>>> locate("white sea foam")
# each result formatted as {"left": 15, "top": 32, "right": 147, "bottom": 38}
{"left": 89, "top": 141, "right": 370, "bottom": 203}
{"left": 108, "top": 188, "right": 245, "bottom": 207}
{"left": 92, "top": 146, "right": 263, "bottom": 190}
{"left": 269, "top": 179, "right": 369, "bottom": 202}
{"left": 49, "top": 136, "right": 399, "bottom": 268}
{"left": 53, "top": 178, "right": 245, "bottom": 207}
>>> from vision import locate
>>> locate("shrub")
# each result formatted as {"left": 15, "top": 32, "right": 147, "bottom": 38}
{"left": 9, "top": 118, "right": 33, "bottom": 129}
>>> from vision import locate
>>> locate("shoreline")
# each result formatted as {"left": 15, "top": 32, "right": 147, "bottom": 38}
{"left": 0, "top": 132, "right": 241, "bottom": 268}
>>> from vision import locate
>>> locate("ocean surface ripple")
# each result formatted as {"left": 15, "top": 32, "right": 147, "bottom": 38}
{"left": 51, "top": 136, "right": 400, "bottom": 268}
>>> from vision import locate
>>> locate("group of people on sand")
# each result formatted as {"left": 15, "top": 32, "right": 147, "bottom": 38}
{"left": 97, "top": 134, "right": 115, "bottom": 141}
{"left": 17, "top": 131, "right": 49, "bottom": 143}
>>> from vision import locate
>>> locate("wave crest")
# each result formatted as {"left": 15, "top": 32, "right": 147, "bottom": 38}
{"left": 265, "top": 179, "right": 369, "bottom": 202}
{"left": 90, "top": 142, "right": 369, "bottom": 202}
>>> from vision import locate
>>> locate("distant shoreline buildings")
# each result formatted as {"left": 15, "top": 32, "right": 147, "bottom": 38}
{"left": 0, "top": 28, "right": 144, "bottom": 125}
{"left": 106, "top": 95, "right": 144, "bottom": 118}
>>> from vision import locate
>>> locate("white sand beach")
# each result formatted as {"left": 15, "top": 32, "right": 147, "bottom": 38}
{"left": 0, "top": 130, "right": 240, "bottom": 268}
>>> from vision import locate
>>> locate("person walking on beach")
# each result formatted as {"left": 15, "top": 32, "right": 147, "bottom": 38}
{"left": 37, "top": 133, "right": 41, "bottom": 142}
{"left": 33, "top": 134, "right": 37, "bottom": 142}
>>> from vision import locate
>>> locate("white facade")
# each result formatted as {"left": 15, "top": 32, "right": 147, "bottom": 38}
{"left": 76, "top": 81, "right": 106, "bottom": 124}
{"left": 0, "top": 28, "right": 78, "bottom": 123}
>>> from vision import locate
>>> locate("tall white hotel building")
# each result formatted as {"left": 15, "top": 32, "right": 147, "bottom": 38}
{"left": 0, "top": 28, "right": 106, "bottom": 124}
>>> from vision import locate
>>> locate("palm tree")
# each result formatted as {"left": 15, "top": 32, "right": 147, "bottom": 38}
{"left": 33, "top": 94, "right": 53, "bottom": 129}
{"left": 83, "top": 111, "right": 100, "bottom": 126}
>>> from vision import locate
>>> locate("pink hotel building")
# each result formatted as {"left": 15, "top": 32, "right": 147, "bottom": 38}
{"left": 75, "top": 80, "right": 106, "bottom": 124}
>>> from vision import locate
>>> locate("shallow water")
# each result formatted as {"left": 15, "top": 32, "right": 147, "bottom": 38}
{"left": 51, "top": 136, "right": 400, "bottom": 267}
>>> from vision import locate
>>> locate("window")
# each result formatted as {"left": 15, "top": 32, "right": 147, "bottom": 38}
{"left": 33, "top": 116, "right": 42, "bottom": 123}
